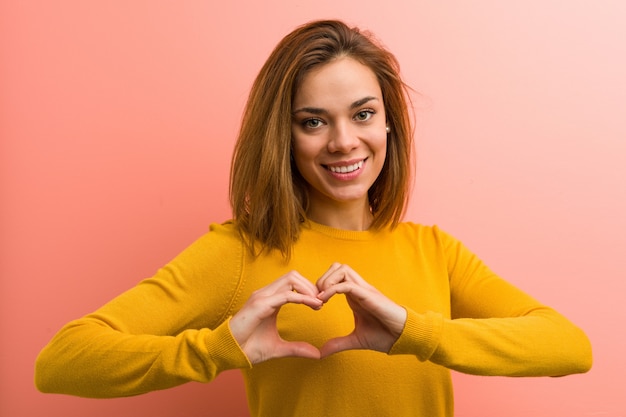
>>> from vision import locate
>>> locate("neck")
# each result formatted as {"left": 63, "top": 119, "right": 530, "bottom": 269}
{"left": 306, "top": 199, "right": 374, "bottom": 231}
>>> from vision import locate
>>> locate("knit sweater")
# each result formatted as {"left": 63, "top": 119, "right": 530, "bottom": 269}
{"left": 35, "top": 220, "right": 592, "bottom": 416}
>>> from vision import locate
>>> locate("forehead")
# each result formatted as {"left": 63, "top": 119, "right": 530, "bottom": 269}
{"left": 293, "top": 57, "right": 382, "bottom": 107}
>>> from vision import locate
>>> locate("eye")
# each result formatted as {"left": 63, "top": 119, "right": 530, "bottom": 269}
{"left": 302, "top": 118, "right": 324, "bottom": 129}
{"left": 354, "top": 109, "right": 375, "bottom": 122}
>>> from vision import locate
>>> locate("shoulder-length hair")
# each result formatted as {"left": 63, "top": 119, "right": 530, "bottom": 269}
{"left": 230, "top": 19, "right": 413, "bottom": 258}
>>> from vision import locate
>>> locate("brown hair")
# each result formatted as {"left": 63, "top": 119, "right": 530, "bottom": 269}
{"left": 229, "top": 19, "right": 413, "bottom": 258}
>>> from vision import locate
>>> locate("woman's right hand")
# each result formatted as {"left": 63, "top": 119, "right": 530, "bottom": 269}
{"left": 228, "top": 271, "right": 323, "bottom": 364}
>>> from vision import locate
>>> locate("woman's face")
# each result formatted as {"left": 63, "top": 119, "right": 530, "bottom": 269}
{"left": 291, "top": 57, "right": 387, "bottom": 217}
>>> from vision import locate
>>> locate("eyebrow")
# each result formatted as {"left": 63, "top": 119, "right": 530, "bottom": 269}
{"left": 292, "top": 96, "right": 379, "bottom": 116}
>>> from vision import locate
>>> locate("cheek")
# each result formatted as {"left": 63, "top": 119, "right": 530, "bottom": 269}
{"left": 291, "top": 137, "right": 319, "bottom": 164}
{"left": 372, "top": 132, "right": 388, "bottom": 157}
{"left": 291, "top": 141, "right": 316, "bottom": 177}
{"left": 371, "top": 134, "right": 388, "bottom": 175}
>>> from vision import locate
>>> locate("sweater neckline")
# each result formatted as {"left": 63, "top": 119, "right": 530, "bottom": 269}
{"left": 303, "top": 219, "right": 383, "bottom": 241}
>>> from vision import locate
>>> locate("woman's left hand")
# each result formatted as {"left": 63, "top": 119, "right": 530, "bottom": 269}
{"left": 316, "top": 263, "right": 407, "bottom": 357}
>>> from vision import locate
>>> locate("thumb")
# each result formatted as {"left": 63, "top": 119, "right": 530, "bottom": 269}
{"left": 275, "top": 340, "right": 321, "bottom": 360}
{"left": 319, "top": 334, "right": 359, "bottom": 358}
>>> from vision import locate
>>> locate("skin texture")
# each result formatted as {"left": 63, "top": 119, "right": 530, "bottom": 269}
{"left": 228, "top": 57, "right": 407, "bottom": 364}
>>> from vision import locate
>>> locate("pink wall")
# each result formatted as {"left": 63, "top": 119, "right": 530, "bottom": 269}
{"left": 1, "top": 1, "right": 624, "bottom": 416}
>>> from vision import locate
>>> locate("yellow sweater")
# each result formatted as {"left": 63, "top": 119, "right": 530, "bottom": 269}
{"left": 35, "top": 221, "right": 592, "bottom": 416}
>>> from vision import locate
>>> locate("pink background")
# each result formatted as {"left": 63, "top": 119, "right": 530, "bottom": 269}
{"left": 2, "top": 1, "right": 625, "bottom": 416}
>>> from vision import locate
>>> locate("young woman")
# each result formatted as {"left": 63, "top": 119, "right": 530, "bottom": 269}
{"left": 35, "top": 19, "right": 592, "bottom": 416}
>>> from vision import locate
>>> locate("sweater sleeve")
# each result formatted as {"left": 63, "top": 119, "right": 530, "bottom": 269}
{"left": 35, "top": 223, "right": 252, "bottom": 398}
{"left": 390, "top": 226, "right": 592, "bottom": 377}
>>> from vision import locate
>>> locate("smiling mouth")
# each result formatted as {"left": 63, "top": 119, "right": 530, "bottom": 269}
{"left": 325, "top": 159, "right": 365, "bottom": 174}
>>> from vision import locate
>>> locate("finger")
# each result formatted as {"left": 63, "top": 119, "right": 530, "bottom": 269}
{"left": 287, "top": 275, "right": 321, "bottom": 298}
{"left": 274, "top": 340, "right": 321, "bottom": 360}
{"left": 319, "top": 334, "right": 359, "bottom": 358}
{"left": 242, "top": 288, "right": 323, "bottom": 326}
{"left": 319, "top": 281, "right": 407, "bottom": 336}
{"left": 318, "top": 262, "right": 343, "bottom": 282}
{"left": 318, "top": 281, "right": 387, "bottom": 315}
{"left": 263, "top": 289, "right": 324, "bottom": 311}
{"left": 317, "top": 280, "right": 366, "bottom": 303}
{"left": 315, "top": 262, "right": 343, "bottom": 292}
{"left": 316, "top": 263, "right": 353, "bottom": 292}
{"left": 257, "top": 270, "right": 319, "bottom": 298}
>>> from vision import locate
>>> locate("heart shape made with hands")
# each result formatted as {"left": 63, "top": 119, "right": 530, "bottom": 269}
{"left": 272, "top": 266, "right": 407, "bottom": 361}
{"left": 276, "top": 290, "right": 355, "bottom": 357}
{"left": 229, "top": 264, "right": 407, "bottom": 364}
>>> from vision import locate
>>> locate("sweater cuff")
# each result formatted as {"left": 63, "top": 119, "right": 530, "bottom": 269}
{"left": 388, "top": 309, "right": 443, "bottom": 361}
{"left": 204, "top": 318, "right": 252, "bottom": 371}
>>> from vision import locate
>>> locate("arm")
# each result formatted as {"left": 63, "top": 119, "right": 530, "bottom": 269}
{"left": 390, "top": 227, "right": 592, "bottom": 377}
{"left": 35, "top": 224, "right": 251, "bottom": 398}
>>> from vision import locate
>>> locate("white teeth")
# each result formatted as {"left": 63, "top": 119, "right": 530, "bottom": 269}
{"left": 329, "top": 160, "right": 363, "bottom": 173}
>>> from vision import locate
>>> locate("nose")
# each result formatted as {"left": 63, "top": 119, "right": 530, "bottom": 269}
{"left": 327, "top": 121, "right": 359, "bottom": 153}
